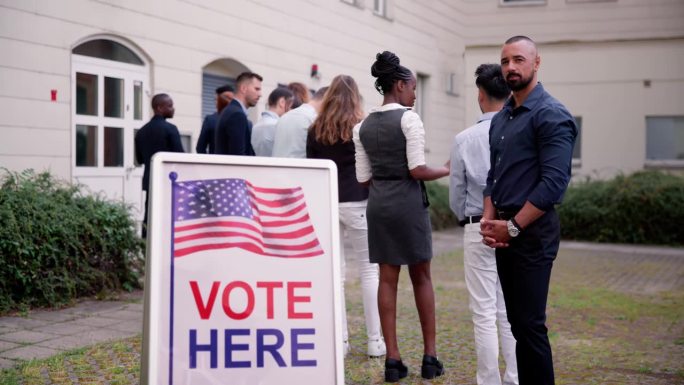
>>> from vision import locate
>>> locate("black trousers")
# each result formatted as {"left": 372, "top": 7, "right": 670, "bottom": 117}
{"left": 496, "top": 209, "right": 560, "bottom": 385}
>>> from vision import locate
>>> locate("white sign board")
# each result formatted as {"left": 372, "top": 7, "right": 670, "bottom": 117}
{"left": 141, "top": 153, "right": 343, "bottom": 385}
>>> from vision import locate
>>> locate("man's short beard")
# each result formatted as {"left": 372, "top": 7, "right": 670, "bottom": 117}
{"left": 507, "top": 74, "right": 533, "bottom": 92}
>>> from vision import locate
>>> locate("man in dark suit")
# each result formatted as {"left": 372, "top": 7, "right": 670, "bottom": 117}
{"left": 196, "top": 84, "right": 234, "bottom": 154}
{"left": 134, "top": 93, "right": 185, "bottom": 238}
{"left": 214, "top": 72, "right": 263, "bottom": 155}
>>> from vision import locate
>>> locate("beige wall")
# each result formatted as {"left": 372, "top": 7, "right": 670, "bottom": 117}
{"left": 0, "top": 0, "right": 464, "bottom": 182}
{"left": 459, "top": 0, "right": 684, "bottom": 179}
{"left": 1, "top": 0, "right": 683, "bottom": 190}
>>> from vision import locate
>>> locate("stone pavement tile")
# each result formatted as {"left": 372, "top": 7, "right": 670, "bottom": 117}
{"left": 106, "top": 320, "right": 142, "bottom": 334}
{"left": 36, "top": 334, "right": 100, "bottom": 351}
{"left": 71, "top": 316, "right": 123, "bottom": 328}
{"left": 122, "top": 302, "right": 144, "bottom": 312}
{"left": 1, "top": 345, "right": 61, "bottom": 361}
{"left": 0, "top": 317, "right": 49, "bottom": 330}
{"left": 96, "top": 309, "right": 143, "bottom": 321}
{"left": 26, "top": 310, "right": 79, "bottom": 323}
{"left": 79, "top": 328, "right": 134, "bottom": 346}
{"left": 0, "top": 357, "right": 17, "bottom": 370}
{"left": 66, "top": 300, "right": 127, "bottom": 315}
{"left": 0, "top": 330, "right": 57, "bottom": 344}
{"left": 31, "top": 322, "right": 97, "bottom": 336}
{"left": 0, "top": 325, "right": 18, "bottom": 335}
{"left": 0, "top": 340, "right": 20, "bottom": 352}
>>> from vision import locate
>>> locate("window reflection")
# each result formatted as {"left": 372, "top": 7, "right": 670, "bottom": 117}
{"left": 76, "top": 125, "right": 97, "bottom": 166}
{"left": 104, "top": 77, "right": 124, "bottom": 118}
{"left": 104, "top": 126, "right": 124, "bottom": 167}
{"left": 134, "top": 81, "right": 143, "bottom": 120}
{"left": 76, "top": 73, "right": 98, "bottom": 116}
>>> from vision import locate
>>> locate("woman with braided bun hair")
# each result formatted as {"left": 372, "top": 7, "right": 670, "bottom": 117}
{"left": 353, "top": 51, "right": 449, "bottom": 382}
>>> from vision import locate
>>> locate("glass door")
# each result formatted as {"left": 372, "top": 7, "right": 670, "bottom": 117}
{"left": 72, "top": 54, "right": 149, "bottom": 226}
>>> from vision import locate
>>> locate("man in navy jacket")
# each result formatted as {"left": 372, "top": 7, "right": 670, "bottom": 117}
{"left": 134, "top": 93, "right": 184, "bottom": 237}
{"left": 214, "top": 72, "right": 263, "bottom": 155}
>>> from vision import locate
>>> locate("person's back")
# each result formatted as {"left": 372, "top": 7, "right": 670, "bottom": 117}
{"left": 251, "top": 87, "right": 293, "bottom": 156}
{"left": 134, "top": 93, "right": 184, "bottom": 237}
{"left": 306, "top": 74, "right": 385, "bottom": 358}
{"left": 449, "top": 63, "right": 518, "bottom": 385}
{"left": 196, "top": 85, "right": 234, "bottom": 154}
{"left": 271, "top": 86, "right": 327, "bottom": 158}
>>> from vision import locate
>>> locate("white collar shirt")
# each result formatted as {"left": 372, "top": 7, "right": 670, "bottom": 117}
{"left": 449, "top": 111, "right": 497, "bottom": 221}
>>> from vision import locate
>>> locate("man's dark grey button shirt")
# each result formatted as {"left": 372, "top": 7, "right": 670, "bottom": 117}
{"left": 483, "top": 83, "right": 578, "bottom": 212}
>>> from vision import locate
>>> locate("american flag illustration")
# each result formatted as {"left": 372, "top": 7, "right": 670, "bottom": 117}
{"left": 172, "top": 178, "right": 324, "bottom": 258}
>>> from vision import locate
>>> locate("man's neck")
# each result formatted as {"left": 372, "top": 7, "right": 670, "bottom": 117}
{"left": 511, "top": 82, "right": 537, "bottom": 108}
{"left": 234, "top": 95, "right": 247, "bottom": 107}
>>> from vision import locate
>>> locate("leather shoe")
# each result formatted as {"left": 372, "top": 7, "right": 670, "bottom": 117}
{"left": 384, "top": 358, "right": 408, "bottom": 382}
{"left": 421, "top": 354, "right": 444, "bottom": 379}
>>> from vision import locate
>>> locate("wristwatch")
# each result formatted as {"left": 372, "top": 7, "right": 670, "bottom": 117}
{"left": 507, "top": 218, "right": 522, "bottom": 238}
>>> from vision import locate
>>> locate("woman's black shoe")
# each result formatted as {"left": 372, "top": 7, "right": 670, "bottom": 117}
{"left": 384, "top": 358, "right": 408, "bottom": 382}
{"left": 421, "top": 354, "right": 444, "bottom": 379}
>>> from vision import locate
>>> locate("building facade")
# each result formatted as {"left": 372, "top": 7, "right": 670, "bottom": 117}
{"left": 1, "top": 0, "right": 683, "bottom": 222}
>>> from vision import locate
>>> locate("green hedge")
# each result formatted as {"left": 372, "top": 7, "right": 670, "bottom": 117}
{"left": 558, "top": 170, "right": 684, "bottom": 245}
{"left": 0, "top": 170, "right": 144, "bottom": 314}
{"left": 426, "top": 181, "right": 459, "bottom": 230}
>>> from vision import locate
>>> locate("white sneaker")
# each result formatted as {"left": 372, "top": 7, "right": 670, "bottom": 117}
{"left": 343, "top": 340, "right": 350, "bottom": 356}
{"left": 367, "top": 338, "right": 386, "bottom": 357}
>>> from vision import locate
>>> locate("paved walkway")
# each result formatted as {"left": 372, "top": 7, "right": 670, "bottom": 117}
{"left": 1, "top": 228, "right": 682, "bottom": 370}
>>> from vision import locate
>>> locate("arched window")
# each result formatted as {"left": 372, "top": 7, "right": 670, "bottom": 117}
{"left": 73, "top": 39, "right": 144, "bottom": 65}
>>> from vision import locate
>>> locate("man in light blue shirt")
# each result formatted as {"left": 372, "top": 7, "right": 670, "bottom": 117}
{"left": 272, "top": 86, "right": 327, "bottom": 158}
{"left": 449, "top": 63, "right": 518, "bottom": 385}
{"left": 251, "top": 87, "right": 294, "bottom": 156}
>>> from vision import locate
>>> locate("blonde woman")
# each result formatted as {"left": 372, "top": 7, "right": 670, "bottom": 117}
{"left": 306, "top": 74, "right": 386, "bottom": 358}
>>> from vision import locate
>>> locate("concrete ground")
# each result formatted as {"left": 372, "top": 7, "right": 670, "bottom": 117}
{"left": 1, "top": 227, "right": 682, "bottom": 370}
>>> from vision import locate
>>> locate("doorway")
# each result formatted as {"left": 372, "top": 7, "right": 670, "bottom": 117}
{"left": 71, "top": 38, "right": 149, "bottom": 226}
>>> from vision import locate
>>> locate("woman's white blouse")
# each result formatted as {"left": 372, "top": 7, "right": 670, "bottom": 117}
{"left": 353, "top": 103, "right": 427, "bottom": 183}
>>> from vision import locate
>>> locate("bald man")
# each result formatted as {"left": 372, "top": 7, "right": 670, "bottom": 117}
{"left": 135, "top": 93, "right": 185, "bottom": 238}
{"left": 479, "top": 36, "right": 577, "bottom": 385}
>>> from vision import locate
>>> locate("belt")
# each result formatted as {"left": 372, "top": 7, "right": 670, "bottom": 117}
{"left": 459, "top": 215, "right": 482, "bottom": 227}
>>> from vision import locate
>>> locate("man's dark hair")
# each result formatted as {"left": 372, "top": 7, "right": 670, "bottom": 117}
{"left": 505, "top": 35, "right": 537, "bottom": 47}
{"left": 215, "top": 84, "right": 234, "bottom": 94}
{"left": 151, "top": 93, "right": 170, "bottom": 109}
{"left": 235, "top": 72, "right": 263, "bottom": 87}
{"left": 268, "top": 87, "right": 294, "bottom": 107}
{"left": 475, "top": 64, "right": 510, "bottom": 101}
{"left": 312, "top": 86, "right": 329, "bottom": 101}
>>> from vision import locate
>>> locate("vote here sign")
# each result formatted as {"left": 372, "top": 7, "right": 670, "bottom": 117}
{"left": 141, "top": 153, "right": 343, "bottom": 385}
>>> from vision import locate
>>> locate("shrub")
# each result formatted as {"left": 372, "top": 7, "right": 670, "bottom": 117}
{"left": 426, "top": 181, "right": 459, "bottom": 230}
{"left": 0, "top": 170, "right": 144, "bottom": 314}
{"left": 558, "top": 170, "right": 684, "bottom": 245}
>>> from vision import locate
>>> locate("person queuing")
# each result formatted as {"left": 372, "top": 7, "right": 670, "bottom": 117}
{"left": 251, "top": 87, "right": 294, "bottom": 156}
{"left": 450, "top": 63, "right": 518, "bottom": 385}
{"left": 480, "top": 36, "right": 577, "bottom": 385}
{"left": 196, "top": 84, "right": 234, "bottom": 154}
{"left": 134, "top": 93, "right": 185, "bottom": 238}
{"left": 215, "top": 72, "right": 262, "bottom": 156}
{"left": 271, "top": 86, "right": 327, "bottom": 158}
{"left": 306, "top": 74, "right": 386, "bottom": 358}
{"left": 354, "top": 51, "right": 449, "bottom": 383}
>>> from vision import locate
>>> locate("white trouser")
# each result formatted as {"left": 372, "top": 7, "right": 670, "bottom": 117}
{"left": 339, "top": 201, "right": 382, "bottom": 342}
{"left": 464, "top": 223, "right": 518, "bottom": 385}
